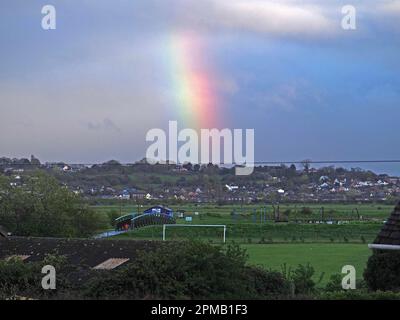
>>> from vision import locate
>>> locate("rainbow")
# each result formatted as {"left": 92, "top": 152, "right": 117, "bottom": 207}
{"left": 168, "top": 33, "right": 220, "bottom": 129}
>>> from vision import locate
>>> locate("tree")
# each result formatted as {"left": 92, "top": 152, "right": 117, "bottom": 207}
{"left": 301, "top": 159, "right": 311, "bottom": 174}
{"left": 183, "top": 162, "right": 193, "bottom": 171}
{"left": 0, "top": 173, "right": 105, "bottom": 237}
{"left": 364, "top": 251, "right": 400, "bottom": 292}
{"left": 30, "top": 155, "right": 41, "bottom": 166}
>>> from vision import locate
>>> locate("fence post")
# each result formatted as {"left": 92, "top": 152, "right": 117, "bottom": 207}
{"left": 163, "top": 224, "right": 166, "bottom": 241}
{"left": 223, "top": 226, "right": 226, "bottom": 243}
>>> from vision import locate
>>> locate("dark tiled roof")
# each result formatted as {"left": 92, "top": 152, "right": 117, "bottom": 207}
{"left": 0, "top": 225, "right": 8, "bottom": 238}
{"left": 374, "top": 202, "right": 400, "bottom": 245}
{"left": 0, "top": 237, "right": 161, "bottom": 268}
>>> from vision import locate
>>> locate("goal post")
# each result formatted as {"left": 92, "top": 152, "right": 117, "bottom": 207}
{"left": 162, "top": 224, "right": 227, "bottom": 243}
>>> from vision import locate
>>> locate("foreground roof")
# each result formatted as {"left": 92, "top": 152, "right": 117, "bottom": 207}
{"left": 374, "top": 202, "right": 400, "bottom": 245}
{"left": 0, "top": 225, "right": 8, "bottom": 238}
{"left": 0, "top": 237, "right": 160, "bottom": 268}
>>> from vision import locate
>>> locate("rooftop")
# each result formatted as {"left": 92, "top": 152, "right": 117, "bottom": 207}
{"left": 0, "top": 225, "right": 8, "bottom": 238}
{"left": 374, "top": 202, "right": 400, "bottom": 245}
{"left": 0, "top": 237, "right": 161, "bottom": 268}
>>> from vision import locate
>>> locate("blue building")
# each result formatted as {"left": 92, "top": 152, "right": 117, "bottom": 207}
{"left": 143, "top": 205, "right": 173, "bottom": 217}
{"left": 115, "top": 205, "right": 174, "bottom": 231}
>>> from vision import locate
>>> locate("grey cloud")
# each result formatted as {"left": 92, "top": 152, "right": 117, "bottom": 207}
{"left": 252, "top": 79, "right": 327, "bottom": 112}
{"left": 87, "top": 118, "right": 121, "bottom": 132}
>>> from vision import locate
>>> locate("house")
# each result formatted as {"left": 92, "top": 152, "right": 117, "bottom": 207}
{"left": 131, "top": 190, "right": 146, "bottom": 200}
{"left": 225, "top": 184, "right": 239, "bottom": 192}
{"left": 320, "top": 182, "right": 330, "bottom": 189}
{"left": 319, "top": 176, "right": 330, "bottom": 182}
{"left": 118, "top": 190, "right": 131, "bottom": 200}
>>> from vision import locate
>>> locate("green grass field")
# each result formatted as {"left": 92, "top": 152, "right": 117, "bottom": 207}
{"left": 93, "top": 203, "right": 384, "bottom": 287}
{"left": 113, "top": 222, "right": 382, "bottom": 243}
{"left": 243, "top": 243, "right": 371, "bottom": 286}
{"left": 93, "top": 202, "right": 392, "bottom": 224}
{"left": 92, "top": 202, "right": 394, "bottom": 217}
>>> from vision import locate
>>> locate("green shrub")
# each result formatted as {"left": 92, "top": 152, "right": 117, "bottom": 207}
{"left": 0, "top": 254, "right": 74, "bottom": 299}
{"left": 107, "top": 210, "right": 121, "bottom": 227}
{"left": 244, "top": 267, "right": 291, "bottom": 298}
{"left": 300, "top": 207, "right": 313, "bottom": 215}
{"left": 0, "top": 258, "right": 37, "bottom": 298}
{"left": 325, "top": 274, "right": 343, "bottom": 292}
{"left": 84, "top": 241, "right": 290, "bottom": 299}
{"left": 290, "top": 264, "right": 317, "bottom": 295}
{"left": 364, "top": 251, "right": 400, "bottom": 292}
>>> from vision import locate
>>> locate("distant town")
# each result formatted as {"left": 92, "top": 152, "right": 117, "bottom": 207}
{"left": 1, "top": 155, "right": 399, "bottom": 204}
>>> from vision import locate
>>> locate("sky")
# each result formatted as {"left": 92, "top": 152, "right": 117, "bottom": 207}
{"left": 1, "top": 0, "right": 400, "bottom": 174}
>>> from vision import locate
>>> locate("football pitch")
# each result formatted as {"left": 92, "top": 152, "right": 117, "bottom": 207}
{"left": 243, "top": 243, "right": 371, "bottom": 286}
{"left": 97, "top": 204, "right": 379, "bottom": 286}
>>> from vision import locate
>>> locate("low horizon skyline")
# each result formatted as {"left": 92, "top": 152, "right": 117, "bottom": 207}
{"left": 2, "top": 153, "right": 400, "bottom": 176}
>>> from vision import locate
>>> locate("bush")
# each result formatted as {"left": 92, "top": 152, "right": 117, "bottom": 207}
{"left": 107, "top": 210, "right": 121, "bottom": 227}
{"left": 364, "top": 251, "right": 400, "bottom": 292}
{"left": 0, "top": 254, "right": 75, "bottom": 300}
{"left": 290, "top": 264, "right": 318, "bottom": 295}
{"left": 300, "top": 207, "right": 313, "bottom": 215}
{"left": 243, "top": 267, "right": 291, "bottom": 298}
{"left": 84, "top": 241, "right": 290, "bottom": 299}
{"left": 325, "top": 274, "right": 343, "bottom": 292}
{"left": 0, "top": 258, "right": 37, "bottom": 299}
